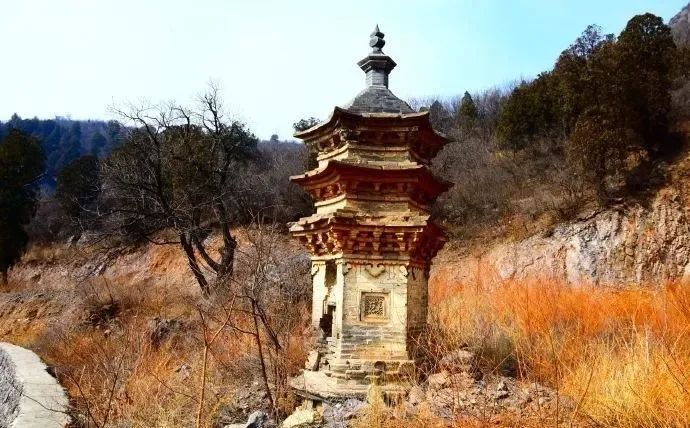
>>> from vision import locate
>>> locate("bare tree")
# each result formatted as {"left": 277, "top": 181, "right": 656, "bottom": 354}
{"left": 100, "top": 85, "right": 258, "bottom": 293}
{"left": 229, "top": 223, "right": 311, "bottom": 416}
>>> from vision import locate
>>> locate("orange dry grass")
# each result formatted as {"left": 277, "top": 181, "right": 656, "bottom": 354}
{"left": 34, "top": 280, "right": 221, "bottom": 427}
{"left": 428, "top": 269, "right": 690, "bottom": 427}
{"left": 4, "top": 275, "right": 262, "bottom": 427}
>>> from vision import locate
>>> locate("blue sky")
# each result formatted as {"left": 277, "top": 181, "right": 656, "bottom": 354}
{"left": 1, "top": 0, "right": 686, "bottom": 140}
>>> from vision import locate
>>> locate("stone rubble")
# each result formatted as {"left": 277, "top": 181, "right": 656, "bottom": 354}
{"left": 224, "top": 410, "right": 271, "bottom": 428}
{"left": 282, "top": 356, "right": 566, "bottom": 427}
{"left": 215, "top": 382, "right": 274, "bottom": 428}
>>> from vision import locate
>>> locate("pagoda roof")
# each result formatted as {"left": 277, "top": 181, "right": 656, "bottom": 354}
{"left": 290, "top": 160, "right": 452, "bottom": 195}
{"left": 293, "top": 107, "right": 450, "bottom": 145}
{"left": 343, "top": 86, "right": 414, "bottom": 114}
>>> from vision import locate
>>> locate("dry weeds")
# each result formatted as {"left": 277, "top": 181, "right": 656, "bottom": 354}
{"left": 3, "top": 237, "right": 690, "bottom": 427}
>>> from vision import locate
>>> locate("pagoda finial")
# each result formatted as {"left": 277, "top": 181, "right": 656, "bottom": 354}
{"left": 369, "top": 25, "right": 385, "bottom": 53}
{"left": 358, "top": 25, "right": 396, "bottom": 88}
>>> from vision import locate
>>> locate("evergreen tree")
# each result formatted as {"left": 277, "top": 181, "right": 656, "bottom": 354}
{"left": 293, "top": 117, "right": 321, "bottom": 169}
{"left": 0, "top": 129, "right": 45, "bottom": 283}
{"left": 56, "top": 155, "right": 100, "bottom": 220}
{"left": 497, "top": 72, "right": 561, "bottom": 150}
{"left": 458, "top": 91, "right": 478, "bottom": 121}
{"left": 292, "top": 117, "right": 320, "bottom": 132}
{"left": 567, "top": 13, "right": 677, "bottom": 198}
{"left": 617, "top": 13, "right": 676, "bottom": 152}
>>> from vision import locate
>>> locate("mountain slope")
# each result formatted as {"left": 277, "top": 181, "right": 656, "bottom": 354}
{"left": 671, "top": 2, "right": 690, "bottom": 46}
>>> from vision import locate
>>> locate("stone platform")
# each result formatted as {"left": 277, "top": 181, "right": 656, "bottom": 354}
{"left": 290, "top": 369, "right": 409, "bottom": 402}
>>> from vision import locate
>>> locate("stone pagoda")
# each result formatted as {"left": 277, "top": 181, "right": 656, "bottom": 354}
{"left": 289, "top": 26, "right": 450, "bottom": 402}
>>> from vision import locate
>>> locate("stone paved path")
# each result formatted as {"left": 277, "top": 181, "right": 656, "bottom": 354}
{"left": 0, "top": 342, "right": 69, "bottom": 428}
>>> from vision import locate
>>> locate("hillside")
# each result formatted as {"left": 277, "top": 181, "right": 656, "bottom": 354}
{"left": 2, "top": 4, "right": 690, "bottom": 428}
{"left": 671, "top": 2, "right": 690, "bottom": 46}
{"left": 0, "top": 115, "right": 123, "bottom": 189}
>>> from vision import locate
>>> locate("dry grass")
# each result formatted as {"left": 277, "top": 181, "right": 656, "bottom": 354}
{"left": 1, "top": 230, "right": 311, "bottom": 428}
{"left": 6, "top": 234, "right": 690, "bottom": 427}
{"left": 424, "top": 270, "right": 690, "bottom": 427}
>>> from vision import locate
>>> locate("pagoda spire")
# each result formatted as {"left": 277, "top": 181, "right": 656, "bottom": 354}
{"left": 357, "top": 25, "right": 397, "bottom": 88}
{"left": 369, "top": 25, "right": 385, "bottom": 53}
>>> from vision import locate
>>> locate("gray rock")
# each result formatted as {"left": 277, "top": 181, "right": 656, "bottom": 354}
{"left": 304, "top": 350, "right": 320, "bottom": 371}
{"left": 246, "top": 410, "right": 269, "bottom": 428}
{"left": 224, "top": 410, "right": 270, "bottom": 428}
{"left": 322, "top": 398, "right": 367, "bottom": 427}
{"left": 216, "top": 382, "right": 272, "bottom": 426}
{"left": 407, "top": 385, "right": 425, "bottom": 406}
{"left": 281, "top": 408, "right": 315, "bottom": 428}
{"left": 440, "top": 349, "right": 476, "bottom": 373}
{"left": 427, "top": 370, "right": 450, "bottom": 390}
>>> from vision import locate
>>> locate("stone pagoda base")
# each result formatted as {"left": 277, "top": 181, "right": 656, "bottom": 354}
{"left": 290, "top": 335, "right": 417, "bottom": 404}
{"left": 290, "top": 367, "right": 411, "bottom": 404}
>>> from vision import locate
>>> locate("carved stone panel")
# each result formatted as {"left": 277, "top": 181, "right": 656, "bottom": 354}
{"left": 360, "top": 292, "right": 388, "bottom": 322}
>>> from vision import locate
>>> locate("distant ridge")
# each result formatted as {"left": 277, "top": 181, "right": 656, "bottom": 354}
{"left": 670, "top": 2, "right": 690, "bottom": 46}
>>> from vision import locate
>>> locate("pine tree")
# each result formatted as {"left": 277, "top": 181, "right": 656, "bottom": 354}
{"left": 0, "top": 129, "right": 45, "bottom": 283}
{"left": 458, "top": 91, "right": 478, "bottom": 121}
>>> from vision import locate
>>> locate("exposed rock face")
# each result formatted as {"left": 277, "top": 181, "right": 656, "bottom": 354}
{"left": 444, "top": 189, "right": 690, "bottom": 285}
{"left": 0, "top": 346, "right": 22, "bottom": 426}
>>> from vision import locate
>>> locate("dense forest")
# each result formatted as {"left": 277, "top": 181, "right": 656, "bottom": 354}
{"left": 426, "top": 12, "right": 690, "bottom": 240}
{"left": 0, "top": 115, "right": 125, "bottom": 189}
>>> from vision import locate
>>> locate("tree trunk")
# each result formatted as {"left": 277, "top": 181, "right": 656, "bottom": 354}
{"left": 180, "top": 233, "right": 210, "bottom": 294}
{"left": 215, "top": 230, "right": 237, "bottom": 286}
{"left": 252, "top": 301, "right": 275, "bottom": 414}
{"left": 214, "top": 202, "right": 237, "bottom": 280}
{"left": 196, "top": 342, "right": 209, "bottom": 428}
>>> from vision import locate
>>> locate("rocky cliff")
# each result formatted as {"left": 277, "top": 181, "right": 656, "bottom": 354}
{"left": 436, "top": 179, "right": 690, "bottom": 286}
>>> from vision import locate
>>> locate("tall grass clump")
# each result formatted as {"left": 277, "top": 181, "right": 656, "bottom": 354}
{"left": 428, "top": 269, "right": 690, "bottom": 427}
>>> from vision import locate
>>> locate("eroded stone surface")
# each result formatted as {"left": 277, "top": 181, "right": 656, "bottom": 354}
{"left": 0, "top": 342, "right": 69, "bottom": 428}
{"left": 447, "top": 189, "right": 690, "bottom": 286}
{"left": 0, "top": 347, "right": 22, "bottom": 427}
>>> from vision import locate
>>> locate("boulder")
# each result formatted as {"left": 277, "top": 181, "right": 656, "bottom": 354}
{"left": 224, "top": 410, "right": 270, "bottom": 428}
{"left": 281, "top": 409, "right": 316, "bottom": 428}
{"left": 439, "top": 349, "right": 476, "bottom": 373}
{"left": 427, "top": 370, "right": 451, "bottom": 390}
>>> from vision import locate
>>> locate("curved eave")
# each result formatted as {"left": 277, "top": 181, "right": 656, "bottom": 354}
{"left": 293, "top": 107, "right": 450, "bottom": 146}
{"left": 290, "top": 160, "right": 452, "bottom": 193}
